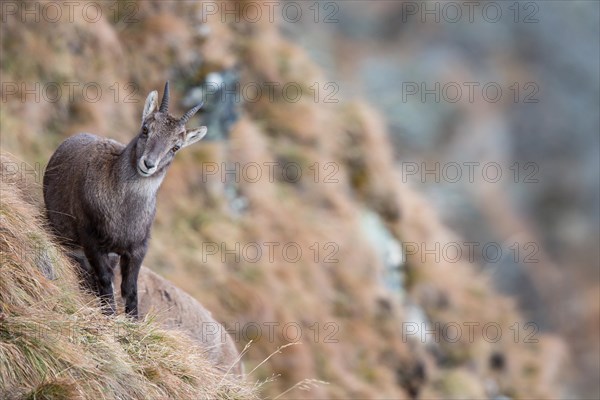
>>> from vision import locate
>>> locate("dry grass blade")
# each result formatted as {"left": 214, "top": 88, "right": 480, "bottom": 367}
{"left": 273, "top": 379, "right": 330, "bottom": 400}
{"left": 248, "top": 342, "right": 301, "bottom": 377}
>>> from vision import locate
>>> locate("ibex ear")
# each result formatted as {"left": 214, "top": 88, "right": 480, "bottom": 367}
{"left": 183, "top": 126, "right": 208, "bottom": 148}
{"left": 142, "top": 91, "right": 158, "bottom": 122}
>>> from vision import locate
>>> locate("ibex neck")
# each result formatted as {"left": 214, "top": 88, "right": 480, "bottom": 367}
{"left": 114, "top": 138, "right": 165, "bottom": 198}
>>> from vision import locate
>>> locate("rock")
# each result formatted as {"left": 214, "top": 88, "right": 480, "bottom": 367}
{"left": 360, "top": 209, "right": 405, "bottom": 299}
{"left": 183, "top": 69, "right": 240, "bottom": 141}
{"left": 113, "top": 265, "right": 243, "bottom": 375}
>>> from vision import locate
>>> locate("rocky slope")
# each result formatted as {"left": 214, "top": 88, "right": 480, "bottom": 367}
{"left": 0, "top": 1, "right": 569, "bottom": 398}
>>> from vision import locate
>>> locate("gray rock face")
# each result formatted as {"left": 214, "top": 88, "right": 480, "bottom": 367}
{"left": 183, "top": 69, "right": 240, "bottom": 142}
{"left": 360, "top": 209, "right": 404, "bottom": 298}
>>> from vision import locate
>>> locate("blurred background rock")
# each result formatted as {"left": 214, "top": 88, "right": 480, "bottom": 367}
{"left": 285, "top": 1, "right": 599, "bottom": 396}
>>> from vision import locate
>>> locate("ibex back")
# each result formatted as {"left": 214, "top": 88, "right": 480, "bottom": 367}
{"left": 43, "top": 82, "right": 207, "bottom": 317}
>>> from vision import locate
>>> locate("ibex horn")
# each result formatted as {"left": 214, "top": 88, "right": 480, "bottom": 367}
{"left": 179, "top": 102, "right": 204, "bottom": 125}
{"left": 159, "top": 81, "right": 170, "bottom": 112}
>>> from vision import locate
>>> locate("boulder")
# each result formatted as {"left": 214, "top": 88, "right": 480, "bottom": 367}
{"left": 113, "top": 264, "right": 243, "bottom": 375}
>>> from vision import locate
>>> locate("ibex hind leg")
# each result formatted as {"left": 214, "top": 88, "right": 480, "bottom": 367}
{"left": 79, "top": 243, "right": 117, "bottom": 315}
{"left": 68, "top": 248, "right": 98, "bottom": 295}
{"left": 68, "top": 248, "right": 121, "bottom": 315}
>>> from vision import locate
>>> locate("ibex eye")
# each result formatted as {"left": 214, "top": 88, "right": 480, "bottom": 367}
{"left": 172, "top": 145, "right": 181, "bottom": 153}
{"left": 141, "top": 126, "right": 148, "bottom": 136}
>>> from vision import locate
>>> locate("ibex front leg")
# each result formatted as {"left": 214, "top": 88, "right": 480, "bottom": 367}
{"left": 120, "top": 245, "right": 146, "bottom": 318}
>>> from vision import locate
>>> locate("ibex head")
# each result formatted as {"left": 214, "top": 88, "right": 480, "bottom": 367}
{"left": 135, "top": 82, "right": 207, "bottom": 177}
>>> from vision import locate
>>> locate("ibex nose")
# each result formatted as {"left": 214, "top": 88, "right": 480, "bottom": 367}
{"left": 143, "top": 159, "right": 156, "bottom": 169}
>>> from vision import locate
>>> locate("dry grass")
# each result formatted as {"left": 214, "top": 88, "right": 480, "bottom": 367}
{"left": 0, "top": 157, "right": 258, "bottom": 400}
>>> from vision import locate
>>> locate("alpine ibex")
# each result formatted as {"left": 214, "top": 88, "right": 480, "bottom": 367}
{"left": 43, "top": 82, "right": 207, "bottom": 317}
